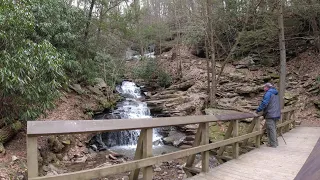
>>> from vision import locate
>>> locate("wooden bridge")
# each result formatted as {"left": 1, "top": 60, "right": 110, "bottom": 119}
{"left": 26, "top": 108, "right": 320, "bottom": 180}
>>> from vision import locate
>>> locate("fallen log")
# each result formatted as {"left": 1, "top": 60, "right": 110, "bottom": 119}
{"left": 0, "top": 121, "right": 22, "bottom": 155}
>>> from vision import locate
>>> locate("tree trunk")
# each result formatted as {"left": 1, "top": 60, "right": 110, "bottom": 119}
{"left": 278, "top": 0, "right": 286, "bottom": 109}
{"left": 84, "top": 0, "right": 96, "bottom": 57}
{"left": 206, "top": 0, "right": 216, "bottom": 107}
{"left": 0, "top": 121, "right": 22, "bottom": 154}
{"left": 307, "top": 0, "right": 320, "bottom": 52}
{"left": 96, "top": 4, "right": 104, "bottom": 48}
{"left": 205, "top": 38, "right": 211, "bottom": 98}
{"left": 173, "top": 0, "right": 182, "bottom": 79}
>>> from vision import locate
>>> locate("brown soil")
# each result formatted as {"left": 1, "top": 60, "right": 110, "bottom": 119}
{"left": 0, "top": 92, "right": 95, "bottom": 179}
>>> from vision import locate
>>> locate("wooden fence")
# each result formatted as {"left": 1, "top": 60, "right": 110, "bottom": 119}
{"left": 27, "top": 108, "right": 296, "bottom": 180}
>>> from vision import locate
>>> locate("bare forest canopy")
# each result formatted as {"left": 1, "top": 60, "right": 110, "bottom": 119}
{"left": 0, "top": 0, "right": 320, "bottom": 123}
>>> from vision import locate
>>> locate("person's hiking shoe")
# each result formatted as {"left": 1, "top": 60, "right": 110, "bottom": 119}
{"left": 266, "top": 143, "right": 277, "bottom": 148}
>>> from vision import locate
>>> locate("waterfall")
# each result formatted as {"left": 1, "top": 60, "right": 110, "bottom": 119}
{"left": 91, "top": 81, "right": 162, "bottom": 150}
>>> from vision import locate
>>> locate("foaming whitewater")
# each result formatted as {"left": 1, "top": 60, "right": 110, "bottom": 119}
{"left": 91, "top": 81, "right": 162, "bottom": 150}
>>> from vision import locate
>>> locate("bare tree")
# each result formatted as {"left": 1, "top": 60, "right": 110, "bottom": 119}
{"left": 278, "top": 0, "right": 286, "bottom": 109}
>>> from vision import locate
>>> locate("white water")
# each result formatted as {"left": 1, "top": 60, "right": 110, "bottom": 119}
{"left": 93, "top": 81, "right": 162, "bottom": 150}
{"left": 114, "top": 81, "right": 162, "bottom": 147}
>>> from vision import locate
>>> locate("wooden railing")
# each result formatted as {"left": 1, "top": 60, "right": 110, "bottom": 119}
{"left": 27, "top": 108, "right": 296, "bottom": 180}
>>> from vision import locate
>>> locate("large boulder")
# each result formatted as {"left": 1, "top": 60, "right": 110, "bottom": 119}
{"left": 69, "top": 84, "right": 85, "bottom": 94}
{"left": 233, "top": 56, "right": 255, "bottom": 69}
{"left": 94, "top": 78, "right": 107, "bottom": 89}
{"left": 235, "top": 86, "right": 262, "bottom": 95}
{"left": 162, "top": 131, "right": 186, "bottom": 147}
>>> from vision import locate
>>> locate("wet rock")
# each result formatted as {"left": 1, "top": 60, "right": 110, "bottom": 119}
{"left": 182, "top": 141, "right": 193, "bottom": 146}
{"left": 180, "top": 145, "right": 193, "bottom": 149}
{"left": 185, "top": 135, "right": 195, "bottom": 141}
{"left": 185, "top": 129, "right": 197, "bottom": 135}
{"left": 173, "top": 137, "right": 185, "bottom": 147}
{"left": 162, "top": 132, "right": 186, "bottom": 146}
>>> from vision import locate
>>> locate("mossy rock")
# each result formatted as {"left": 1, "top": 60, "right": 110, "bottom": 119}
{"left": 270, "top": 73, "right": 280, "bottom": 79}
{"left": 209, "top": 125, "right": 225, "bottom": 142}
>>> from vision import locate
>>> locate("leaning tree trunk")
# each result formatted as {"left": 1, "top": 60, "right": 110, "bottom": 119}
{"left": 0, "top": 121, "right": 22, "bottom": 154}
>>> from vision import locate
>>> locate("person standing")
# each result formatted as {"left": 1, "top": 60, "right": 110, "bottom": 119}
{"left": 256, "top": 83, "right": 281, "bottom": 148}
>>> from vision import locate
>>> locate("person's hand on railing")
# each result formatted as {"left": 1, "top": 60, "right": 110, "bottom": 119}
{"left": 253, "top": 111, "right": 263, "bottom": 117}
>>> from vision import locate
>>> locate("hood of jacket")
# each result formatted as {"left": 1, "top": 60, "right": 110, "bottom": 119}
{"left": 267, "top": 87, "right": 278, "bottom": 95}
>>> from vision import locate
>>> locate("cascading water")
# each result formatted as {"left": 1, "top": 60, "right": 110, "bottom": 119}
{"left": 90, "top": 81, "right": 162, "bottom": 151}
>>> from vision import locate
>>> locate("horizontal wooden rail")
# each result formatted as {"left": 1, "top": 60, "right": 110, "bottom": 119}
{"left": 27, "top": 108, "right": 297, "bottom": 180}
{"left": 30, "top": 131, "right": 261, "bottom": 180}
{"left": 27, "top": 113, "right": 255, "bottom": 136}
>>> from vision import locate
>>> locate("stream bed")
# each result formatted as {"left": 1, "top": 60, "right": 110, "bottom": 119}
{"left": 89, "top": 81, "right": 179, "bottom": 159}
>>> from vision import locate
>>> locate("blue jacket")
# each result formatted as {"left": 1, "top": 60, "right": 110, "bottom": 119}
{"left": 256, "top": 88, "right": 281, "bottom": 119}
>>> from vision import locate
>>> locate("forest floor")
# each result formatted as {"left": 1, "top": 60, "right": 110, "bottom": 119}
{"left": 0, "top": 49, "right": 319, "bottom": 180}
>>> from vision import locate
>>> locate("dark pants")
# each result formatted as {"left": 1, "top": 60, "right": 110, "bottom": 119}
{"left": 266, "top": 119, "right": 278, "bottom": 147}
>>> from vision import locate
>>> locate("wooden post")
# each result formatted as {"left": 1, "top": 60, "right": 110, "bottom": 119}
{"left": 201, "top": 122, "right": 209, "bottom": 173}
{"left": 279, "top": 112, "right": 284, "bottom": 135}
{"left": 129, "top": 130, "right": 145, "bottom": 180}
{"left": 27, "top": 136, "right": 38, "bottom": 178}
{"left": 292, "top": 111, "right": 296, "bottom": 128}
{"left": 216, "top": 121, "right": 234, "bottom": 163}
{"left": 255, "top": 118, "right": 261, "bottom": 148}
{"left": 232, "top": 120, "right": 239, "bottom": 159}
{"left": 242, "top": 118, "right": 257, "bottom": 147}
{"left": 285, "top": 111, "right": 291, "bottom": 132}
{"left": 185, "top": 124, "right": 202, "bottom": 177}
{"left": 142, "top": 128, "right": 153, "bottom": 180}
